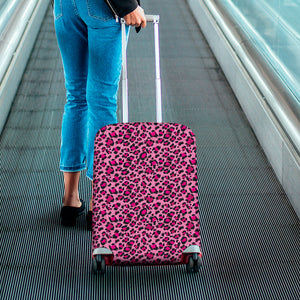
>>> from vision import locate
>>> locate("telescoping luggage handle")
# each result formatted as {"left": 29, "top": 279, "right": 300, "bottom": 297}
{"left": 121, "top": 15, "right": 162, "bottom": 123}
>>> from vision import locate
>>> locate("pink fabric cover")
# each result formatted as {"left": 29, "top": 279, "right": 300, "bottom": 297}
{"left": 92, "top": 122, "right": 201, "bottom": 265}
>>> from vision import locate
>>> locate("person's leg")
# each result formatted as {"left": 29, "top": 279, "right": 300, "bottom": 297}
{"left": 84, "top": 25, "right": 123, "bottom": 227}
{"left": 63, "top": 172, "right": 81, "bottom": 207}
{"left": 85, "top": 23, "right": 123, "bottom": 181}
{"left": 54, "top": 0, "right": 89, "bottom": 207}
{"left": 79, "top": 3, "right": 128, "bottom": 227}
{"left": 84, "top": 22, "right": 129, "bottom": 182}
{"left": 61, "top": 171, "right": 85, "bottom": 226}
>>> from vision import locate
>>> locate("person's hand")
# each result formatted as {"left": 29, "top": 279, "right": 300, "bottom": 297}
{"left": 123, "top": 6, "right": 147, "bottom": 28}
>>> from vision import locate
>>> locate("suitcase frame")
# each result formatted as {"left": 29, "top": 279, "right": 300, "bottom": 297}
{"left": 92, "top": 16, "right": 202, "bottom": 274}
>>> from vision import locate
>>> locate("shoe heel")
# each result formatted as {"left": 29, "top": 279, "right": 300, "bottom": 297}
{"left": 61, "top": 216, "right": 76, "bottom": 227}
{"left": 87, "top": 211, "right": 92, "bottom": 231}
{"left": 60, "top": 200, "right": 85, "bottom": 227}
{"left": 61, "top": 207, "right": 78, "bottom": 227}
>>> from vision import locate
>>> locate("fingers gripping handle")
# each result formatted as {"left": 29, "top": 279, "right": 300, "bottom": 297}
{"left": 121, "top": 15, "right": 162, "bottom": 123}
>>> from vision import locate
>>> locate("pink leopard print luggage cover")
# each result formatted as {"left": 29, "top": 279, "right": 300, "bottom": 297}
{"left": 92, "top": 122, "right": 201, "bottom": 265}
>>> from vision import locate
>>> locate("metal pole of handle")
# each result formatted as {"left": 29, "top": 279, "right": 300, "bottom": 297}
{"left": 121, "top": 19, "right": 129, "bottom": 123}
{"left": 153, "top": 18, "right": 162, "bottom": 123}
{"left": 121, "top": 15, "right": 162, "bottom": 123}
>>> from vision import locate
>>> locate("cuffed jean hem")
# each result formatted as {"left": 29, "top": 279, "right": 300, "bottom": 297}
{"left": 60, "top": 164, "right": 86, "bottom": 173}
{"left": 86, "top": 171, "right": 93, "bottom": 181}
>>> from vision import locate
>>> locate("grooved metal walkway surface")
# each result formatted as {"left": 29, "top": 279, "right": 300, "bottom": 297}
{"left": 1, "top": 1, "right": 299, "bottom": 299}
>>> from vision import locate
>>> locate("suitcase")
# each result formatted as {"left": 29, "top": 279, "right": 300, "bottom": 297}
{"left": 92, "top": 15, "right": 202, "bottom": 273}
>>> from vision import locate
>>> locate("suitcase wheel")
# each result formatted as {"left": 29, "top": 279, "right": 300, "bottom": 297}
{"left": 92, "top": 255, "right": 106, "bottom": 274}
{"left": 186, "top": 253, "right": 202, "bottom": 273}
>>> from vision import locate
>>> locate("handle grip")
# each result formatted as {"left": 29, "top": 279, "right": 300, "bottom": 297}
{"left": 145, "top": 15, "right": 160, "bottom": 23}
{"left": 120, "top": 15, "right": 159, "bottom": 24}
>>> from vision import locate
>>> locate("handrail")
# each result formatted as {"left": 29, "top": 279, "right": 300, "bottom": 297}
{"left": 0, "top": 0, "right": 39, "bottom": 84}
{"left": 0, "top": 0, "right": 49, "bottom": 135}
{"left": 0, "top": 0, "right": 22, "bottom": 34}
{"left": 202, "top": 0, "right": 300, "bottom": 155}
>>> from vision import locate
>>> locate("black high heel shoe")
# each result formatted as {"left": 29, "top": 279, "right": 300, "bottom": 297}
{"left": 60, "top": 199, "right": 85, "bottom": 226}
{"left": 86, "top": 210, "right": 92, "bottom": 231}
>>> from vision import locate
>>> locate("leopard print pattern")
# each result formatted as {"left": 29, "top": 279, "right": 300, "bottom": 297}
{"left": 92, "top": 122, "right": 201, "bottom": 265}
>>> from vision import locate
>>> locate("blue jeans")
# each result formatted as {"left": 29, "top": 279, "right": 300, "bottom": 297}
{"left": 54, "top": 0, "right": 128, "bottom": 180}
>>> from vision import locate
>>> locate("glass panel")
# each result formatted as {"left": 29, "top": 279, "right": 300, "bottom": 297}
{"left": 215, "top": 0, "right": 300, "bottom": 103}
{"left": 0, "top": 0, "right": 22, "bottom": 33}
